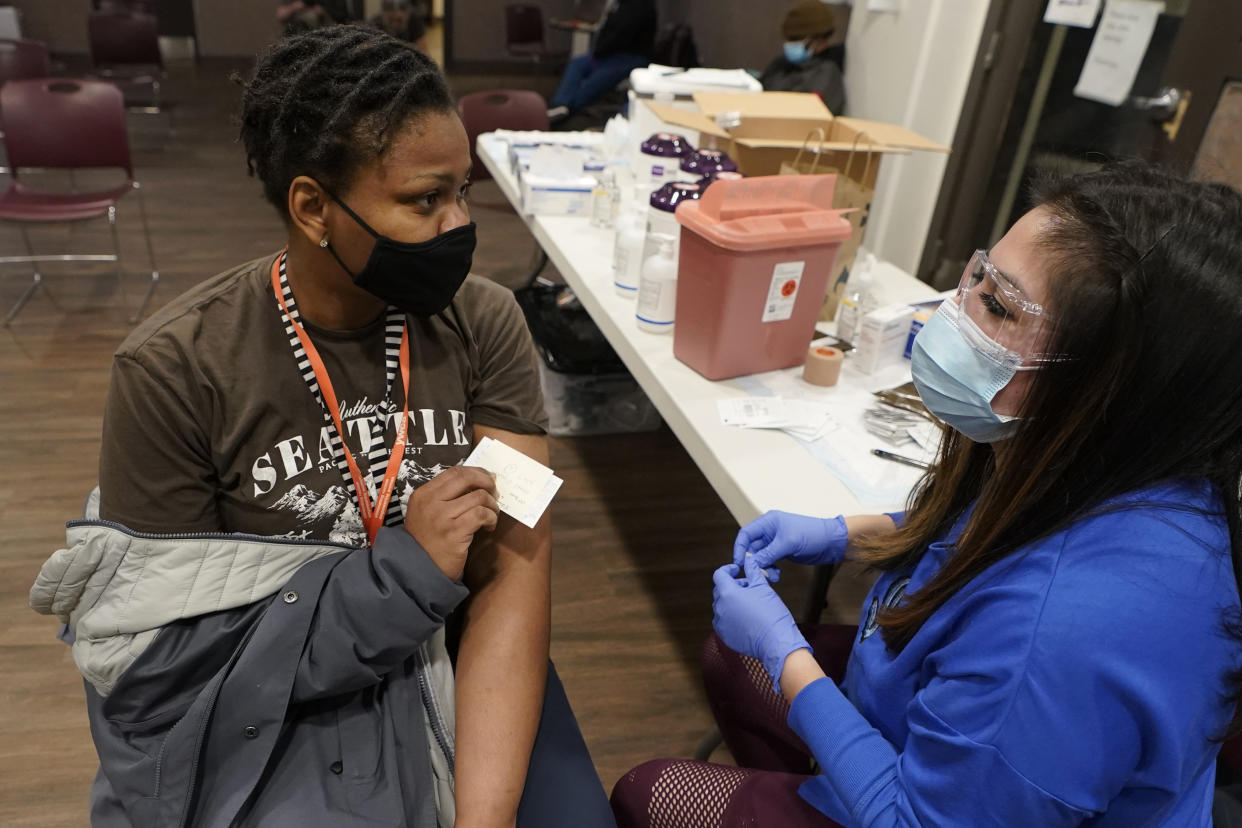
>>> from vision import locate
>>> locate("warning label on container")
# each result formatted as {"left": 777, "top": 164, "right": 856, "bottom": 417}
{"left": 762, "top": 261, "right": 805, "bottom": 323}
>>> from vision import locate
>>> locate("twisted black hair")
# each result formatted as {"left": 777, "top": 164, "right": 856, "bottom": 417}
{"left": 238, "top": 25, "right": 455, "bottom": 217}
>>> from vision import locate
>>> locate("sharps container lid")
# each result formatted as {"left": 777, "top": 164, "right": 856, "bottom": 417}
{"left": 696, "top": 171, "right": 744, "bottom": 191}
{"left": 675, "top": 174, "right": 853, "bottom": 252}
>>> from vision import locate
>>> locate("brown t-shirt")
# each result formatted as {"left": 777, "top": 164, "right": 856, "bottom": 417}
{"left": 98, "top": 253, "right": 548, "bottom": 546}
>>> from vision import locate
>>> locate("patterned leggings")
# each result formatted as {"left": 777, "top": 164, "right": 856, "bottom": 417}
{"left": 610, "top": 624, "right": 856, "bottom": 828}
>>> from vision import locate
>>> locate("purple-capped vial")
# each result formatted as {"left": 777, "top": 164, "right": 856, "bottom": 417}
{"left": 640, "top": 132, "right": 693, "bottom": 159}
{"left": 679, "top": 148, "right": 739, "bottom": 177}
{"left": 649, "top": 181, "right": 703, "bottom": 213}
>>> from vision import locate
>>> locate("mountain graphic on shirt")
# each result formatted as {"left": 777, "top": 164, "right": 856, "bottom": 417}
{"left": 298, "top": 485, "right": 350, "bottom": 525}
{"left": 398, "top": 459, "right": 452, "bottom": 484}
{"left": 272, "top": 483, "right": 319, "bottom": 514}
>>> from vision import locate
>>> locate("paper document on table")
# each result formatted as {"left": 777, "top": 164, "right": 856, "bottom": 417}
{"left": 463, "top": 436, "right": 561, "bottom": 529}
{"left": 1073, "top": 0, "right": 1164, "bottom": 106}
{"left": 718, "top": 397, "right": 788, "bottom": 427}
{"left": 717, "top": 397, "right": 837, "bottom": 442}
{"left": 730, "top": 362, "right": 932, "bottom": 510}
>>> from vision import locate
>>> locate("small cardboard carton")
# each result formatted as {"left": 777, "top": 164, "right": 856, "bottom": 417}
{"left": 647, "top": 92, "right": 949, "bottom": 318}
{"left": 646, "top": 91, "right": 948, "bottom": 179}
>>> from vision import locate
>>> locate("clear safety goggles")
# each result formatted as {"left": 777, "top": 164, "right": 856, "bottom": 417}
{"left": 951, "top": 249, "right": 1057, "bottom": 371}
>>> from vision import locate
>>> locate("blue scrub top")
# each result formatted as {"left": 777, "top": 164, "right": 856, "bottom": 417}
{"left": 788, "top": 479, "right": 1239, "bottom": 827}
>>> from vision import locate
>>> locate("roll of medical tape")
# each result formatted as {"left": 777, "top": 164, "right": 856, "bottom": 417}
{"left": 802, "top": 345, "right": 845, "bottom": 387}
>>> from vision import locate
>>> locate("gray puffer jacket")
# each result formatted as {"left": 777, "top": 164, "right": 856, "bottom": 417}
{"left": 30, "top": 504, "right": 466, "bottom": 828}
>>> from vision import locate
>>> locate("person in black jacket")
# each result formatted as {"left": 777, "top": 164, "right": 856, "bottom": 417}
{"left": 547, "top": 0, "right": 656, "bottom": 122}
{"left": 759, "top": 0, "right": 846, "bottom": 115}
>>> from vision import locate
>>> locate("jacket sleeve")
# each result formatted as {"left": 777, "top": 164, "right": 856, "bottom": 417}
{"left": 291, "top": 526, "right": 469, "bottom": 702}
{"left": 809, "top": 60, "right": 846, "bottom": 115}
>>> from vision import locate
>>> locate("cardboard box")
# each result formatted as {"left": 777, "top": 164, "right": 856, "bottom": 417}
{"left": 646, "top": 92, "right": 948, "bottom": 178}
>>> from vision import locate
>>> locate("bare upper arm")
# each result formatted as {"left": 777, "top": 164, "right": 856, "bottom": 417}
{"left": 463, "top": 425, "right": 552, "bottom": 590}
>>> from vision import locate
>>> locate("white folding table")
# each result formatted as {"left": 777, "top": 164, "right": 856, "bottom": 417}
{"left": 476, "top": 133, "right": 939, "bottom": 527}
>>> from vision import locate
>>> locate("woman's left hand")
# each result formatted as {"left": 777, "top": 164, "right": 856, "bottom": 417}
{"left": 712, "top": 559, "right": 810, "bottom": 692}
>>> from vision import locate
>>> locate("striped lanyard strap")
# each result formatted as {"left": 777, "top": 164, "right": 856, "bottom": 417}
{"left": 271, "top": 252, "right": 410, "bottom": 546}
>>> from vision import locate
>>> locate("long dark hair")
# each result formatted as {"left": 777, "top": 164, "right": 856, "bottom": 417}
{"left": 237, "top": 25, "right": 454, "bottom": 218}
{"left": 860, "top": 163, "right": 1242, "bottom": 694}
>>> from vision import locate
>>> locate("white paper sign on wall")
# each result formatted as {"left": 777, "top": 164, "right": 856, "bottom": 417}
{"left": 1044, "top": 0, "right": 1103, "bottom": 28}
{"left": 1073, "top": 0, "right": 1164, "bottom": 107}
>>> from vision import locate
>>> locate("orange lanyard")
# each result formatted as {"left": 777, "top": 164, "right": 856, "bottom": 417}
{"left": 271, "top": 256, "right": 410, "bottom": 546}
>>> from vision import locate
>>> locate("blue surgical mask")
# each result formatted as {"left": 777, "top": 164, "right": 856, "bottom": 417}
{"left": 783, "top": 40, "right": 812, "bottom": 65}
{"left": 910, "top": 300, "right": 1023, "bottom": 443}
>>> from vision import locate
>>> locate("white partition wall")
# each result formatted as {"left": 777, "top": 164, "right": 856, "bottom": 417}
{"left": 844, "top": 0, "right": 990, "bottom": 276}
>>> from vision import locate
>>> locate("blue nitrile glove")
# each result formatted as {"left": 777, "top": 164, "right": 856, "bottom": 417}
{"left": 733, "top": 511, "right": 849, "bottom": 573}
{"left": 712, "top": 558, "right": 811, "bottom": 693}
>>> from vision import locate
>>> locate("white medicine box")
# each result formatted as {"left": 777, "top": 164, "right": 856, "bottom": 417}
{"left": 853, "top": 303, "right": 915, "bottom": 374}
{"left": 517, "top": 168, "right": 595, "bottom": 217}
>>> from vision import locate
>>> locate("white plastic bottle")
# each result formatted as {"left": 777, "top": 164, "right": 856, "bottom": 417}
{"left": 636, "top": 235, "right": 678, "bottom": 333}
{"left": 613, "top": 205, "right": 647, "bottom": 297}
{"left": 835, "top": 258, "right": 877, "bottom": 346}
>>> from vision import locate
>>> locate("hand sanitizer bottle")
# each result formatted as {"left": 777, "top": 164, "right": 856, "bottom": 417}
{"left": 636, "top": 235, "right": 678, "bottom": 333}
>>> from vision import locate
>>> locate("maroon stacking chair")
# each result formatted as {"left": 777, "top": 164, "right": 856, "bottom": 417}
{"left": 0, "top": 39, "right": 50, "bottom": 85}
{"left": 457, "top": 89, "right": 550, "bottom": 283}
{"left": 0, "top": 39, "right": 51, "bottom": 165}
{"left": 504, "top": 4, "right": 567, "bottom": 75}
{"left": 0, "top": 78, "right": 159, "bottom": 326}
{"left": 87, "top": 9, "right": 166, "bottom": 116}
{"left": 458, "top": 89, "right": 550, "bottom": 183}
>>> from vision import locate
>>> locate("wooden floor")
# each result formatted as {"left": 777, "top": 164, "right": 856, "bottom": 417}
{"left": 0, "top": 60, "right": 874, "bottom": 826}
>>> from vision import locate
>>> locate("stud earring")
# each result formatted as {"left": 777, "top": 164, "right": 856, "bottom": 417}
{"left": 319, "top": 238, "right": 329, "bottom": 248}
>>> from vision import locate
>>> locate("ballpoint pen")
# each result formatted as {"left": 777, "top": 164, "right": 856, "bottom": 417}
{"left": 871, "top": 448, "right": 931, "bottom": 470}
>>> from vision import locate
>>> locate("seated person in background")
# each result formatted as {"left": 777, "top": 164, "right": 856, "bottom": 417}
{"left": 760, "top": 0, "right": 845, "bottom": 115}
{"left": 369, "top": 0, "right": 429, "bottom": 53}
{"left": 612, "top": 161, "right": 1242, "bottom": 826}
{"left": 547, "top": 0, "right": 656, "bottom": 123}
{"left": 276, "top": 0, "right": 362, "bottom": 34}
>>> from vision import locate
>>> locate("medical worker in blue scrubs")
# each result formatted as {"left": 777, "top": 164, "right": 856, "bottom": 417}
{"left": 611, "top": 162, "right": 1242, "bottom": 826}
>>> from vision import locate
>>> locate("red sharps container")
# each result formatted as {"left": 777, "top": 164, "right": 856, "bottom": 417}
{"left": 672, "top": 174, "right": 853, "bottom": 380}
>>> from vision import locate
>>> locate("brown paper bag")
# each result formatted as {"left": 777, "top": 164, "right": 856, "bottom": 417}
{"left": 781, "top": 130, "right": 878, "bottom": 320}
{"left": 819, "top": 134, "right": 877, "bottom": 319}
{"left": 778, "top": 128, "right": 828, "bottom": 177}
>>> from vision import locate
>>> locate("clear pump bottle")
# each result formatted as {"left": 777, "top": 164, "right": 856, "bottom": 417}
{"left": 835, "top": 261, "right": 877, "bottom": 347}
{"left": 636, "top": 235, "right": 678, "bottom": 333}
{"left": 613, "top": 205, "right": 647, "bottom": 297}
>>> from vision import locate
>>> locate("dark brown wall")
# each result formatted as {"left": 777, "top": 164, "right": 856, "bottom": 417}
{"left": 7, "top": 0, "right": 276, "bottom": 57}
{"left": 448, "top": 0, "right": 576, "bottom": 68}
{"left": 448, "top": 0, "right": 849, "bottom": 76}
{"left": 7, "top": 0, "right": 91, "bottom": 53}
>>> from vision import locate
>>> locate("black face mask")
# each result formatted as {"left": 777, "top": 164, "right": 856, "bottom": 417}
{"left": 323, "top": 196, "right": 476, "bottom": 318}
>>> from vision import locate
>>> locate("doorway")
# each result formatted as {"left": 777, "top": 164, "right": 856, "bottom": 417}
{"left": 920, "top": 0, "right": 1242, "bottom": 288}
